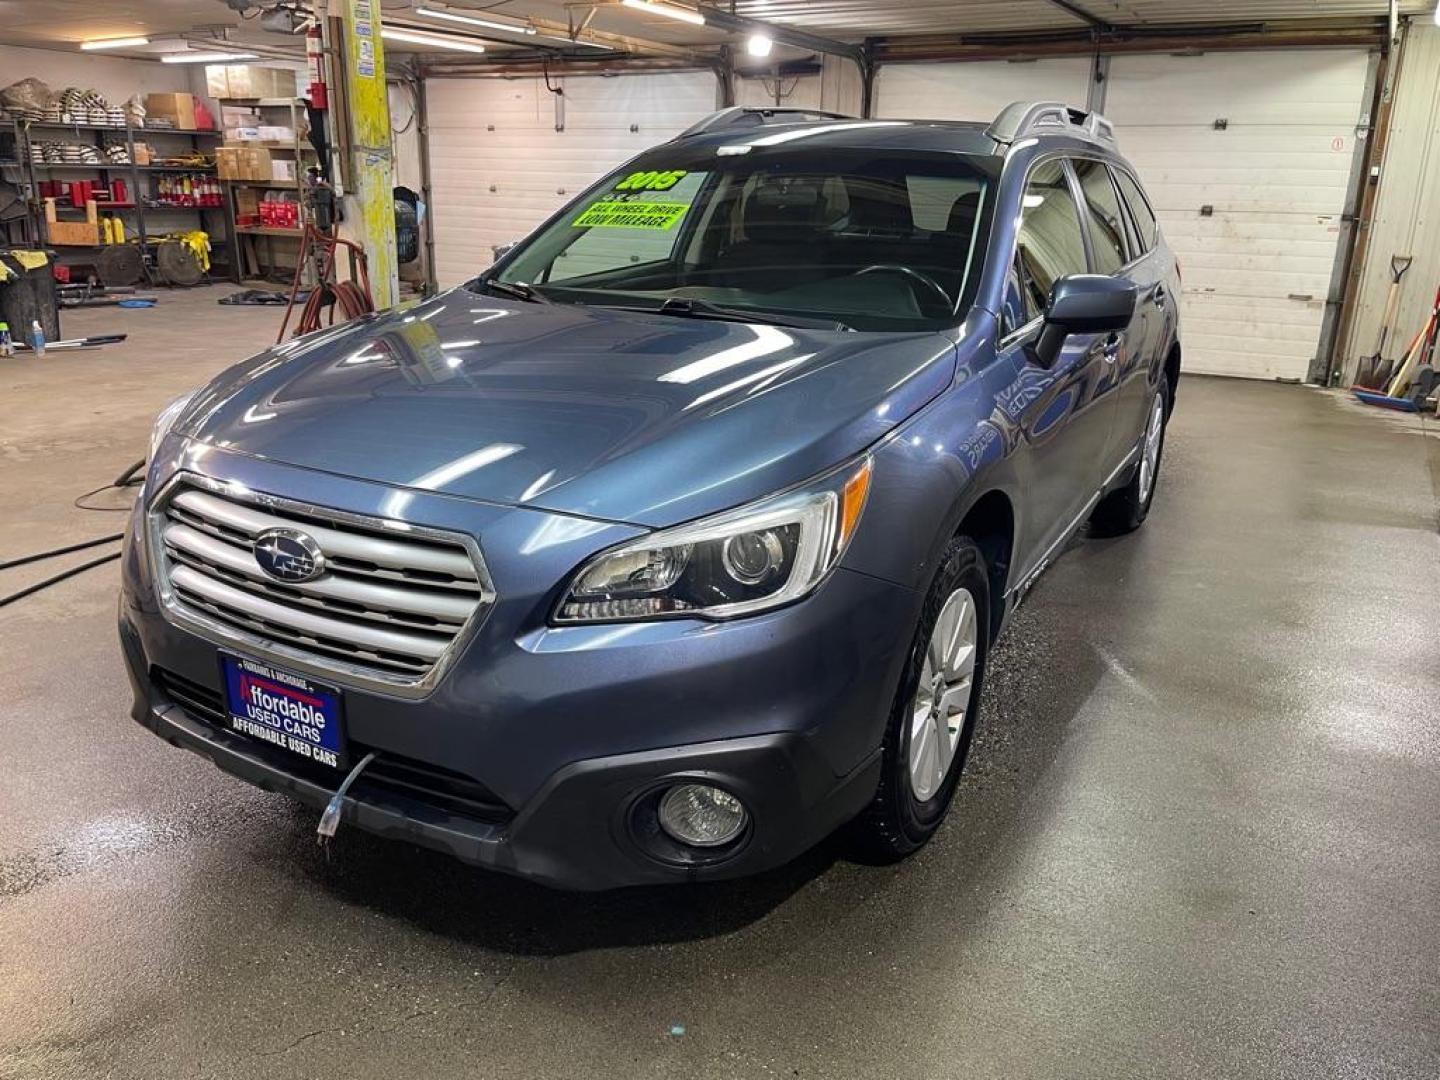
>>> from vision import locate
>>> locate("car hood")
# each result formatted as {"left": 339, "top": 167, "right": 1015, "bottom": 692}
{"left": 182, "top": 291, "right": 958, "bottom": 527}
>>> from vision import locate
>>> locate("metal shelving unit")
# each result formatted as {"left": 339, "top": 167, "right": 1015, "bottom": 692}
{"left": 11, "top": 118, "right": 240, "bottom": 283}
{"left": 216, "top": 97, "right": 317, "bottom": 281}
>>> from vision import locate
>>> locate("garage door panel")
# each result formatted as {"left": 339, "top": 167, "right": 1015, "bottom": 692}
{"left": 876, "top": 58, "right": 1091, "bottom": 121}
{"left": 1106, "top": 48, "right": 1370, "bottom": 379}
{"left": 1104, "top": 51, "right": 1371, "bottom": 126}
{"left": 426, "top": 72, "right": 718, "bottom": 288}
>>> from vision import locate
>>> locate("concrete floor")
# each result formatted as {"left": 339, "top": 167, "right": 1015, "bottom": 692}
{"left": 2, "top": 286, "right": 1438, "bottom": 1079}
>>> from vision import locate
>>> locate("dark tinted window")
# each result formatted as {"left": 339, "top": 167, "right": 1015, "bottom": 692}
{"left": 1073, "top": 158, "right": 1128, "bottom": 273}
{"left": 1113, "top": 168, "right": 1157, "bottom": 252}
{"left": 1014, "top": 160, "right": 1087, "bottom": 323}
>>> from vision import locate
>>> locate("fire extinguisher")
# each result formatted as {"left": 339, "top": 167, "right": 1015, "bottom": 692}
{"left": 306, "top": 25, "right": 328, "bottom": 110}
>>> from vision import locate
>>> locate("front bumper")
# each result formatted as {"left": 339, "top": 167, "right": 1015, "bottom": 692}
{"left": 119, "top": 451, "right": 918, "bottom": 889}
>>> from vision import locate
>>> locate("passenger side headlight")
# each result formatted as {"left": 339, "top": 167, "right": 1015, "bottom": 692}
{"left": 555, "top": 457, "right": 872, "bottom": 624}
{"left": 148, "top": 391, "right": 197, "bottom": 463}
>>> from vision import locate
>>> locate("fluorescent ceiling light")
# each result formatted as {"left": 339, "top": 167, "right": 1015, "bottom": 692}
{"left": 382, "top": 28, "right": 487, "bottom": 54}
{"left": 1434, "top": 1, "right": 1439, "bottom": 25}
{"left": 537, "top": 32, "right": 613, "bottom": 49}
{"left": 161, "top": 51, "right": 259, "bottom": 63}
{"left": 415, "top": 6, "right": 536, "bottom": 35}
{"left": 746, "top": 33, "right": 772, "bottom": 57}
{"left": 621, "top": 0, "right": 706, "bottom": 27}
{"left": 81, "top": 36, "right": 150, "bottom": 51}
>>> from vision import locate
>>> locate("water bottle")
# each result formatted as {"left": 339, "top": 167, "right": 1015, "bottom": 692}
{"left": 30, "top": 319, "right": 45, "bottom": 358}
{"left": 0, "top": 321, "right": 11, "bottom": 358}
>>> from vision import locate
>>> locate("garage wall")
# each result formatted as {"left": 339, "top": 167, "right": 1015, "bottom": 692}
{"left": 875, "top": 50, "right": 1372, "bottom": 381}
{"left": 1342, "top": 21, "right": 1440, "bottom": 379}
{"left": 424, "top": 71, "right": 719, "bottom": 288}
{"left": 875, "top": 58, "right": 1093, "bottom": 122}
{"left": 1105, "top": 49, "right": 1374, "bottom": 381}
{"left": 735, "top": 55, "right": 864, "bottom": 115}
{"left": 0, "top": 44, "right": 198, "bottom": 104}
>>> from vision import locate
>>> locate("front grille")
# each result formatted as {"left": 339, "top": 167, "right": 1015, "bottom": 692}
{"left": 152, "top": 667, "right": 513, "bottom": 824}
{"left": 150, "top": 477, "right": 493, "bottom": 689}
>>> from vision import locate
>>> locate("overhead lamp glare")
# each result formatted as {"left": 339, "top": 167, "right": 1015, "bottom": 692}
{"left": 414, "top": 6, "right": 537, "bottom": 35}
{"left": 621, "top": 0, "right": 707, "bottom": 27}
{"left": 81, "top": 36, "right": 150, "bottom": 51}
{"left": 160, "top": 51, "right": 259, "bottom": 64}
{"left": 382, "top": 28, "right": 488, "bottom": 55}
{"left": 746, "top": 33, "right": 773, "bottom": 57}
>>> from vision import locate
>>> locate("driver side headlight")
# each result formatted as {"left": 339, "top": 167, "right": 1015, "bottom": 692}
{"left": 555, "top": 457, "right": 872, "bottom": 624}
{"left": 148, "top": 391, "right": 197, "bottom": 464}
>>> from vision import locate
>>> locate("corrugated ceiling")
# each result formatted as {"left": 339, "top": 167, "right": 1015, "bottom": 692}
{"left": 0, "top": 0, "right": 1430, "bottom": 58}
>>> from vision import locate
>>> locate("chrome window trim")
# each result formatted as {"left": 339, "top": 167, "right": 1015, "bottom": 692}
{"left": 146, "top": 470, "right": 497, "bottom": 700}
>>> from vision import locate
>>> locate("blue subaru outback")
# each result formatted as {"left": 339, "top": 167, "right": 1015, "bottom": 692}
{"left": 121, "top": 102, "right": 1181, "bottom": 889}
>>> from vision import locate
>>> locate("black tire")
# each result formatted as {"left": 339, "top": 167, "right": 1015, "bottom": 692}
{"left": 1090, "top": 373, "right": 1171, "bottom": 537}
{"left": 854, "top": 535, "right": 991, "bottom": 860}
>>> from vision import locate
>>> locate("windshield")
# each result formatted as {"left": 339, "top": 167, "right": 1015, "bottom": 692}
{"left": 487, "top": 144, "right": 994, "bottom": 332}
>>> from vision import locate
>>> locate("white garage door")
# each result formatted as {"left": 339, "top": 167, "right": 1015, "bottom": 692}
{"left": 425, "top": 72, "right": 718, "bottom": 288}
{"left": 875, "top": 58, "right": 1092, "bottom": 122}
{"left": 1105, "top": 50, "right": 1372, "bottom": 380}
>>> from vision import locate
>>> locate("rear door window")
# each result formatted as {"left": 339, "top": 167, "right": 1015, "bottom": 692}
{"left": 1072, "top": 158, "right": 1129, "bottom": 274}
{"left": 1112, "top": 168, "right": 1157, "bottom": 253}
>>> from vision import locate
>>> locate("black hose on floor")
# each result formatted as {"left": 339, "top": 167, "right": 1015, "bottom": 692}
{"left": 0, "top": 533, "right": 125, "bottom": 572}
{"left": 0, "top": 551, "right": 122, "bottom": 609}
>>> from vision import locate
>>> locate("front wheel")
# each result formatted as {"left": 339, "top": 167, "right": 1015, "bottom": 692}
{"left": 854, "top": 535, "right": 990, "bottom": 860}
{"left": 1090, "top": 374, "right": 1170, "bottom": 536}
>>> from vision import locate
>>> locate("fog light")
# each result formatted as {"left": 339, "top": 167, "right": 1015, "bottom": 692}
{"left": 657, "top": 784, "right": 747, "bottom": 848}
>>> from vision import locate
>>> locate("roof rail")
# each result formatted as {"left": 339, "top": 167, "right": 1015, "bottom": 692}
{"left": 678, "top": 106, "right": 855, "bottom": 139}
{"left": 987, "top": 100, "right": 1116, "bottom": 147}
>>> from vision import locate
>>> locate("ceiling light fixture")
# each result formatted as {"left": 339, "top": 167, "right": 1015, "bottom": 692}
{"left": 621, "top": 0, "right": 706, "bottom": 27}
{"left": 414, "top": 6, "right": 537, "bottom": 35}
{"left": 746, "top": 33, "right": 773, "bottom": 57}
{"left": 1434, "top": 1, "right": 1439, "bottom": 25}
{"left": 81, "top": 36, "right": 150, "bottom": 51}
{"left": 160, "top": 51, "right": 259, "bottom": 63}
{"left": 382, "top": 27, "right": 488, "bottom": 55}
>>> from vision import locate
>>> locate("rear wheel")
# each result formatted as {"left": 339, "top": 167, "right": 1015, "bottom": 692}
{"left": 855, "top": 535, "right": 990, "bottom": 859}
{"left": 1090, "top": 374, "right": 1170, "bottom": 536}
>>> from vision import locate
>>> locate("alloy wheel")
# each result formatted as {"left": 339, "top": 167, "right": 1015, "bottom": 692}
{"left": 908, "top": 586, "right": 979, "bottom": 802}
{"left": 1138, "top": 391, "right": 1165, "bottom": 504}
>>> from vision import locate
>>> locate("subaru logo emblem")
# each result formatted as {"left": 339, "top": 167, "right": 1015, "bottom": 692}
{"left": 253, "top": 528, "right": 326, "bottom": 584}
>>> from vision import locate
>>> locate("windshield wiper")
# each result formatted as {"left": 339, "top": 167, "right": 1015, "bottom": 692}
{"left": 653, "top": 297, "right": 849, "bottom": 332}
{"left": 475, "top": 277, "right": 551, "bottom": 304}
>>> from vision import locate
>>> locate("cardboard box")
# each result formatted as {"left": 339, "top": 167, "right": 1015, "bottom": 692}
{"left": 256, "top": 126, "right": 295, "bottom": 143}
{"left": 223, "top": 127, "right": 261, "bottom": 142}
{"left": 271, "top": 158, "right": 297, "bottom": 183}
{"left": 235, "top": 188, "right": 260, "bottom": 218}
{"left": 242, "top": 147, "right": 273, "bottom": 182}
{"left": 208, "top": 64, "right": 299, "bottom": 100}
{"left": 145, "top": 93, "right": 197, "bottom": 131}
{"left": 132, "top": 142, "right": 152, "bottom": 166}
{"left": 215, "top": 146, "right": 243, "bottom": 180}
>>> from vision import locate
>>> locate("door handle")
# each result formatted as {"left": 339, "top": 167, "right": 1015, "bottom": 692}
{"left": 1102, "top": 332, "right": 1122, "bottom": 363}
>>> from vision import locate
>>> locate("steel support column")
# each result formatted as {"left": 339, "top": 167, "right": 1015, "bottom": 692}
{"left": 336, "top": 0, "right": 398, "bottom": 309}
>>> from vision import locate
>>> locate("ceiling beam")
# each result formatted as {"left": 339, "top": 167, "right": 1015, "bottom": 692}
{"left": 1043, "top": 0, "right": 1110, "bottom": 30}
{"left": 695, "top": 5, "right": 866, "bottom": 66}
{"left": 869, "top": 18, "right": 1386, "bottom": 63}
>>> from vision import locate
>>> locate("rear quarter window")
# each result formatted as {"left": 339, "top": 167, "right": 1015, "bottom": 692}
{"left": 1113, "top": 168, "right": 1158, "bottom": 253}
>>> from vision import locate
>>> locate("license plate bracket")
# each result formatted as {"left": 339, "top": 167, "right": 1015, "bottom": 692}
{"left": 219, "top": 654, "right": 346, "bottom": 771}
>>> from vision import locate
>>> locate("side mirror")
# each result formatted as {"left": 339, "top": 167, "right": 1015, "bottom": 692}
{"left": 491, "top": 242, "right": 517, "bottom": 262}
{"left": 1032, "top": 274, "right": 1138, "bottom": 368}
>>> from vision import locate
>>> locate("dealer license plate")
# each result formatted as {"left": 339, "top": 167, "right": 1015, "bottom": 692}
{"left": 220, "top": 654, "right": 346, "bottom": 770}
